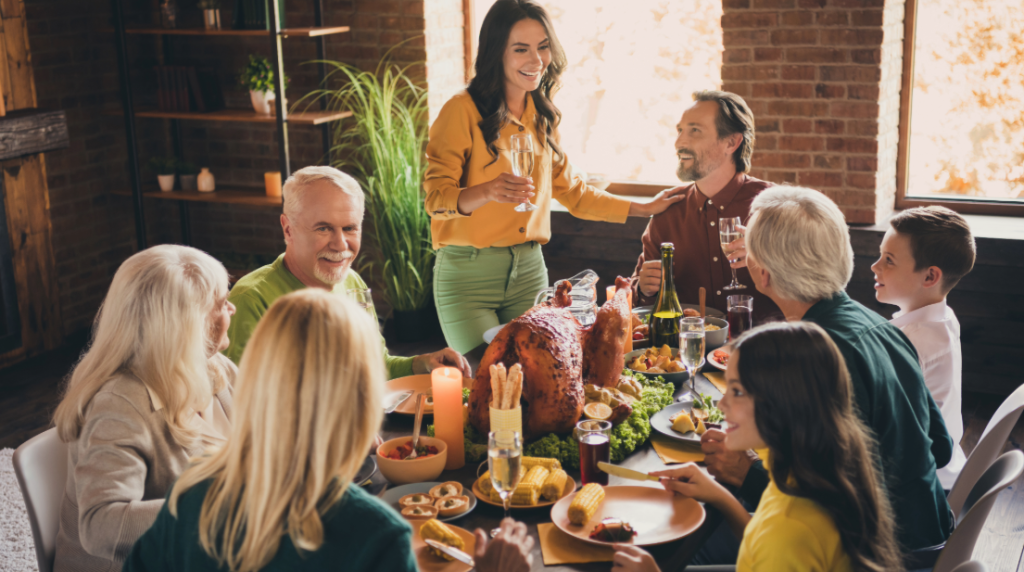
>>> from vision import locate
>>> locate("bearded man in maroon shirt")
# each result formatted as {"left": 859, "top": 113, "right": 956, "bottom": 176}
{"left": 630, "top": 90, "right": 781, "bottom": 322}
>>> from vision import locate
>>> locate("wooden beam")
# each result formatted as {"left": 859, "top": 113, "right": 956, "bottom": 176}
{"left": 0, "top": 109, "right": 69, "bottom": 160}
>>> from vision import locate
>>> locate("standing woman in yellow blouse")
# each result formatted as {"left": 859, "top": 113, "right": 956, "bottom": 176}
{"left": 611, "top": 322, "right": 904, "bottom": 572}
{"left": 424, "top": 0, "right": 684, "bottom": 353}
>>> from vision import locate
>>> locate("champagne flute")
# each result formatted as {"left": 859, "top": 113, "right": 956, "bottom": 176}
{"left": 488, "top": 429, "right": 523, "bottom": 537}
{"left": 347, "top": 287, "right": 374, "bottom": 314}
{"left": 720, "top": 217, "right": 746, "bottom": 290}
{"left": 678, "top": 317, "right": 706, "bottom": 401}
{"left": 510, "top": 134, "right": 537, "bottom": 212}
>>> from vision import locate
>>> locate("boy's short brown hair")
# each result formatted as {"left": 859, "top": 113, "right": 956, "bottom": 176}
{"left": 889, "top": 206, "right": 976, "bottom": 293}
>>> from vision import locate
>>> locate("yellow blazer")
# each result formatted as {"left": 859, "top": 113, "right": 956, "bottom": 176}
{"left": 423, "top": 91, "right": 631, "bottom": 250}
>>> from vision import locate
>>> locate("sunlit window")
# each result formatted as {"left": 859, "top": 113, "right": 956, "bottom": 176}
{"left": 904, "top": 0, "right": 1024, "bottom": 205}
{"left": 470, "top": 0, "right": 723, "bottom": 183}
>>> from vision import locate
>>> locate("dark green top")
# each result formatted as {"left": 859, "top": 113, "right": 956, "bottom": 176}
{"left": 122, "top": 480, "right": 417, "bottom": 572}
{"left": 738, "top": 292, "right": 953, "bottom": 552}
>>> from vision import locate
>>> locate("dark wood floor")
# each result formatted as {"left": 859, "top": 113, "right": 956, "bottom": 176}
{"left": 2, "top": 329, "right": 1022, "bottom": 570}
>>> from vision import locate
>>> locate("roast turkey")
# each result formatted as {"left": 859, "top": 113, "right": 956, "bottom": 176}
{"left": 469, "top": 276, "right": 632, "bottom": 439}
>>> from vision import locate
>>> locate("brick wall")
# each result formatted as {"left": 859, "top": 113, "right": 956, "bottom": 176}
{"left": 424, "top": 0, "right": 467, "bottom": 122}
{"left": 720, "top": 0, "right": 904, "bottom": 224}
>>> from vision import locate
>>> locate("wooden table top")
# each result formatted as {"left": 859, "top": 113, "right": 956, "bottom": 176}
{"left": 370, "top": 344, "right": 726, "bottom": 571}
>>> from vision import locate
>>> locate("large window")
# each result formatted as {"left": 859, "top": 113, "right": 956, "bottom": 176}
{"left": 898, "top": 0, "right": 1024, "bottom": 215}
{"left": 469, "top": 0, "right": 722, "bottom": 186}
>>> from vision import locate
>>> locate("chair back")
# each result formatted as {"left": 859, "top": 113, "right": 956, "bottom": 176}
{"left": 948, "top": 383, "right": 1024, "bottom": 517}
{"left": 933, "top": 450, "right": 1024, "bottom": 572}
{"left": 12, "top": 428, "right": 68, "bottom": 572}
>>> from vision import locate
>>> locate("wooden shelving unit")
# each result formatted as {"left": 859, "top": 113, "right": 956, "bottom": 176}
{"left": 112, "top": 186, "right": 282, "bottom": 207}
{"left": 110, "top": 0, "right": 345, "bottom": 247}
{"left": 124, "top": 26, "right": 350, "bottom": 37}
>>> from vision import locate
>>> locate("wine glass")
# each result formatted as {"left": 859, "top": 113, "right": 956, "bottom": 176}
{"left": 510, "top": 134, "right": 537, "bottom": 212}
{"left": 720, "top": 217, "right": 746, "bottom": 290}
{"left": 347, "top": 287, "right": 374, "bottom": 314}
{"left": 678, "top": 317, "right": 706, "bottom": 401}
{"left": 488, "top": 429, "right": 523, "bottom": 537}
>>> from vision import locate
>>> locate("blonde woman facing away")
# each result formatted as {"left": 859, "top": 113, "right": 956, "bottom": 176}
{"left": 52, "top": 245, "right": 236, "bottom": 572}
{"left": 613, "top": 322, "right": 904, "bottom": 572}
{"left": 123, "top": 289, "right": 535, "bottom": 572}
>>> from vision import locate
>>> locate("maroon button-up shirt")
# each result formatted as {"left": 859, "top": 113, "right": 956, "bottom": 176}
{"left": 630, "top": 173, "right": 782, "bottom": 324}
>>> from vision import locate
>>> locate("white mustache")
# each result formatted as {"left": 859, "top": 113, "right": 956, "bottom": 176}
{"left": 318, "top": 251, "right": 354, "bottom": 262}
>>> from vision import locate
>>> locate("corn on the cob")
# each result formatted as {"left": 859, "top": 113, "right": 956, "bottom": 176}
{"left": 522, "top": 456, "right": 561, "bottom": 472}
{"left": 420, "top": 518, "right": 464, "bottom": 561}
{"left": 568, "top": 483, "right": 605, "bottom": 525}
{"left": 477, "top": 472, "right": 493, "bottom": 495}
{"left": 541, "top": 469, "right": 568, "bottom": 501}
{"left": 510, "top": 466, "right": 549, "bottom": 505}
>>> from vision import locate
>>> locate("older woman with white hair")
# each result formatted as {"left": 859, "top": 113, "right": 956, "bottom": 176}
{"left": 700, "top": 186, "right": 954, "bottom": 562}
{"left": 51, "top": 245, "right": 236, "bottom": 572}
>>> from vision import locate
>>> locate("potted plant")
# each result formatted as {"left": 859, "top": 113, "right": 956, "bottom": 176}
{"left": 239, "top": 54, "right": 287, "bottom": 115}
{"left": 301, "top": 57, "right": 435, "bottom": 341}
{"left": 148, "top": 157, "right": 178, "bottom": 192}
{"left": 178, "top": 161, "right": 199, "bottom": 190}
{"left": 198, "top": 0, "right": 220, "bottom": 29}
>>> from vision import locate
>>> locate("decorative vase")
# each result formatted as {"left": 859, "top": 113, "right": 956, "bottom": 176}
{"left": 392, "top": 299, "right": 442, "bottom": 343}
{"left": 203, "top": 9, "right": 221, "bottom": 30}
{"left": 157, "top": 174, "right": 175, "bottom": 192}
{"left": 159, "top": 0, "right": 177, "bottom": 29}
{"left": 179, "top": 174, "right": 197, "bottom": 190}
{"left": 197, "top": 168, "right": 215, "bottom": 192}
{"left": 249, "top": 90, "right": 275, "bottom": 115}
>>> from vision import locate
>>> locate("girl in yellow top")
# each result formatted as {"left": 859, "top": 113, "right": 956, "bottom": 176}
{"left": 612, "top": 322, "right": 904, "bottom": 572}
{"left": 424, "top": 0, "right": 683, "bottom": 352}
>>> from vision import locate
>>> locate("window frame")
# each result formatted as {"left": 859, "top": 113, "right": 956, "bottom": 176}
{"left": 896, "top": 0, "right": 1024, "bottom": 216}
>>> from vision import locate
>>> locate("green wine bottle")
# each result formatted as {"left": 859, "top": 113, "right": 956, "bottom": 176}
{"left": 650, "top": 243, "right": 684, "bottom": 348}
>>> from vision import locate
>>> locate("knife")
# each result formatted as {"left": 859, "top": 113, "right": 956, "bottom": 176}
{"left": 598, "top": 462, "right": 660, "bottom": 482}
{"left": 425, "top": 539, "right": 475, "bottom": 566}
{"left": 383, "top": 390, "right": 414, "bottom": 414}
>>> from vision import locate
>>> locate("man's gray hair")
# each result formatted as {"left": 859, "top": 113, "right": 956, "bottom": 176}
{"left": 282, "top": 165, "right": 364, "bottom": 218}
{"left": 746, "top": 186, "right": 853, "bottom": 303}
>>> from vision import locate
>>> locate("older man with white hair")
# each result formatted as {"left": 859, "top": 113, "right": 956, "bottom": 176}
{"left": 700, "top": 186, "right": 953, "bottom": 560}
{"left": 225, "top": 166, "right": 471, "bottom": 379}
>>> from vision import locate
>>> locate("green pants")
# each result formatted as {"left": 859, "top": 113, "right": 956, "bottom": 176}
{"left": 433, "top": 242, "right": 549, "bottom": 354}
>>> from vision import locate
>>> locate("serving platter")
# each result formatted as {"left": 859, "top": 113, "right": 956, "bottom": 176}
{"left": 355, "top": 455, "right": 377, "bottom": 486}
{"left": 471, "top": 475, "right": 577, "bottom": 510}
{"left": 549, "top": 485, "right": 705, "bottom": 546}
{"left": 410, "top": 522, "right": 476, "bottom": 572}
{"left": 383, "top": 374, "right": 473, "bottom": 415}
{"left": 706, "top": 348, "right": 729, "bottom": 371}
{"left": 624, "top": 348, "right": 691, "bottom": 384}
{"left": 382, "top": 481, "right": 478, "bottom": 523}
{"left": 482, "top": 324, "right": 505, "bottom": 345}
{"left": 649, "top": 401, "right": 726, "bottom": 444}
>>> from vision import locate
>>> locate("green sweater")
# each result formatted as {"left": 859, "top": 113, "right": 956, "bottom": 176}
{"left": 737, "top": 293, "right": 953, "bottom": 552}
{"left": 223, "top": 254, "right": 415, "bottom": 380}
{"left": 122, "top": 481, "right": 417, "bottom": 572}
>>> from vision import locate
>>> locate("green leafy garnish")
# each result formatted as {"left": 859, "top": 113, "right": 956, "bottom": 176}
{"left": 693, "top": 392, "right": 724, "bottom": 423}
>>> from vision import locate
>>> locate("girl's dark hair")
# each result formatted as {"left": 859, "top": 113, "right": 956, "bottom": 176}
{"left": 467, "top": 0, "right": 567, "bottom": 166}
{"left": 732, "top": 321, "right": 904, "bottom": 572}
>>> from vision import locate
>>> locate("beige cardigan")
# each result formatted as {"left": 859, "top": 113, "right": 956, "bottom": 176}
{"left": 53, "top": 355, "right": 235, "bottom": 572}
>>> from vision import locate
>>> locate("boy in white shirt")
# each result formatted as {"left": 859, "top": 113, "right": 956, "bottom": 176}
{"left": 870, "top": 205, "right": 976, "bottom": 489}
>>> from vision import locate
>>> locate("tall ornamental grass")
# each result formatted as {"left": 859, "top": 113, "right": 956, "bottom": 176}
{"left": 299, "top": 59, "right": 434, "bottom": 312}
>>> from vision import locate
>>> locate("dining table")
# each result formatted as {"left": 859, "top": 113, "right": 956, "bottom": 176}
{"left": 371, "top": 342, "right": 729, "bottom": 571}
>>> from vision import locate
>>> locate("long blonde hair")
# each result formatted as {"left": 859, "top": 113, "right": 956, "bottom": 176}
{"left": 54, "top": 245, "right": 230, "bottom": 448}
{"left": 169, "top": 289, "right": 384, "bottom": 572}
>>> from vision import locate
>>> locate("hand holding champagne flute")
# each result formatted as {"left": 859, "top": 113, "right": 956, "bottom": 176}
{"left": 510, "top": 134, "right": 537, "bottom": 212}
{"left": 488, "top": 430, "right": 523, "bottom": 537}
{"left": 720, "top": 217, "right": 746, "bottom": 290}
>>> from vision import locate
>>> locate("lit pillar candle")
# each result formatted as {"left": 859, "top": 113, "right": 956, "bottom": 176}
{"left": 431, "top": 367, "right": 465, "bottom": 470}
{"left": 623, "top": 289, "right": 633, "bottom": 353}
{"left": 606, "top": 285, "right": 616, "bottom": 304}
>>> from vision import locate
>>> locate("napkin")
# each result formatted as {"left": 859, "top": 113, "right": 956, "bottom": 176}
{"left": 651, "top": 434, "right": 706, "bottom": 464}
{"left": 703, "top": 371, "right": 727, "bottom": 394}
{"left": 537, "top": 523, "right": 614, "bottom": 564}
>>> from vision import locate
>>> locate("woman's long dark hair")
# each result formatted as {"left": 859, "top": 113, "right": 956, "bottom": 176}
{"left": 732, "top": 322, "right": 904, "bottom": 572}
{"left": 468, "top": 0, "right": 567, "bottom": 166}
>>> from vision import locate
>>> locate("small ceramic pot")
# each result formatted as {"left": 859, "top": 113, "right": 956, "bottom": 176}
{"left": 157, "top": 174, "right": 175, "bottom": 192}
{"left": 249, "top": 90, "right": 275, "bottom": 115}
{"left": 179, "top": 174, "right": 197, "bottom": 190}
{"left": 203, "top": 9, "right": 221, "bottom": 30}
{"left": 197, "top": 167, "right": 215, "bottom": 192}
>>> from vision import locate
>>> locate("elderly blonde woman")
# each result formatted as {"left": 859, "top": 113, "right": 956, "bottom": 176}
{"left": 123, "top": 289, "right": 533, "bottom": 572}
{"left": 52, "top": 245, "right": 236, "bottom": 572}
{"left": 699, "top": 186, "right": 953, "bottom": 562}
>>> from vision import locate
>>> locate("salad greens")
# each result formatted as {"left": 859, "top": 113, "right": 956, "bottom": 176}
{"left": 693, "top": 392, "right": 724, "bottom": 423}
